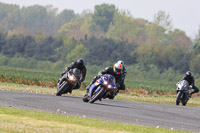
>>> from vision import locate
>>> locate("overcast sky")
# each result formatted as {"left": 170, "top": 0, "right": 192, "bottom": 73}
{"left": 0, "top": 0, "right": 200, "bottom": 38}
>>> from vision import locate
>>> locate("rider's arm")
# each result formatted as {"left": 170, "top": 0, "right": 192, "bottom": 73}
{"left": 182, "top": 76, "right": 186, "bottom": 80}
{"left": 65, "top": 62, "right": 75, "bottom": 72}
{"left": 123, "top": 67, "right": 127, "bottom": 77}
{"left": 98, "top": 67, "right": 110, "bottom": 76}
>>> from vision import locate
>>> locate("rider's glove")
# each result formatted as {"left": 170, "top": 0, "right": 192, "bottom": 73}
{"left": 97, "top": 74, "right": 102, "bottom": 78}
{"left": 61, "top": 72, "right": 65, "bottom": 76}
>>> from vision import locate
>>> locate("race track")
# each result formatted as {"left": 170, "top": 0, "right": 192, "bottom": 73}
{"left": 0, "top": 90, "right": 200, "bottom": 132}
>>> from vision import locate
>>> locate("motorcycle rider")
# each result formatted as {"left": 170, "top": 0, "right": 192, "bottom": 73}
{"left": 85, "top": 60, "right": 127, "bottom": 99}
{"left": 59, "top": 58, "right": 87, "bottom": 90}
{"left": 182, "top": 71, "right": 199, "bottom": 97}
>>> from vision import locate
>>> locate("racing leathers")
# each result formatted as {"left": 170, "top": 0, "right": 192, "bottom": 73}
{"left": 182, "top": 75, "right": 199, "bottom": 96}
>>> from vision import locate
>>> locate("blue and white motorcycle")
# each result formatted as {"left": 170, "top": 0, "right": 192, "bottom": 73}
{"left": 83, "top": 74, "right": 117, "bottom": 103}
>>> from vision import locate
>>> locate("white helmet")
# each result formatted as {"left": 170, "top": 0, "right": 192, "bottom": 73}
{"left": 113, "top": 61, "right": 123, "bottom": 75}
{"left": 117, "top": 60, "right": 124, "bottom": 67}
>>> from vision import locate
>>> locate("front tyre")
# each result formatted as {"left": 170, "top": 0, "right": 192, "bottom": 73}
{"left": 56, "top": 81, "right": 67, "bottom": 96}
{"left": 182, "top": 94, "right": 189, "bottom": 106}
{"left": 89, "top": 88, "right": 104, "bottom": 103}
{"left": 83, "top": 95, "right": 89, "bottom": 102}
{"left": 176, "top": 91, "right": 183, "bottom": 105}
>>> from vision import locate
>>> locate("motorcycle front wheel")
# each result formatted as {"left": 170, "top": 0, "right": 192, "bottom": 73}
{"left": 176, "top": 91, "right": 183, "bottom": 105}
{"left": 89, "top": 88, "right": 105, "bottom": 103}
{"left": 56, "top": 81, "right": 68, "bottom": 96}
{"left": 182, "top": 93, "right": 189, "bottom": 106}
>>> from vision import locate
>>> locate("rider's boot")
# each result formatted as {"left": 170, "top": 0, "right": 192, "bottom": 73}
{"left": 69, "top": 89, "right": 72, "bottom": 94}
{"left": 189, "top": 93, "right": 192, "bottom": 98}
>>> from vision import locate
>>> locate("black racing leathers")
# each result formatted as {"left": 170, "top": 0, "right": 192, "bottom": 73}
{"left": 182, "top": 75, "right": 199, "bottom": 95}
{"left": 62, "top": 61, "right": 87, "bottom": 89}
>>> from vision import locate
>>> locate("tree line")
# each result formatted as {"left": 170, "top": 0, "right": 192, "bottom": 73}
{"left": 0, "top": 3, "right": 200, "bottom": 75}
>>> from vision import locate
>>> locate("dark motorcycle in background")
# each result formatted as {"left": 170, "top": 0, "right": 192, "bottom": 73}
{"left": 176, "top": 80, "right": 192, "bottom": 106}
{"left": 56, "top": 68, "right": 81, "bottom": 96}
{"left": 83, "top": 74, "right": 117, "bottom": 103}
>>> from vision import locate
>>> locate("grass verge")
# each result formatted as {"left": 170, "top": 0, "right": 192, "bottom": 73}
{"left": 0, "top": 106, "right": 194, "bottom": 133}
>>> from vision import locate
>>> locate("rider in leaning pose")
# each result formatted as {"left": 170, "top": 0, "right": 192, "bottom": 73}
{"left": 85, "top": 60, "right": 126, "bottom": 99}
{"left": 182, "top": 71, "right": 199, "bottom": 97}
{"left": 59, "top": 58, "right": 87, "bottom": 90}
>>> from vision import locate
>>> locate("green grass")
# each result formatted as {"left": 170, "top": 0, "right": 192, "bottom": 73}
{"left": 0, "top": 106, "right": 194, "bottom": 133}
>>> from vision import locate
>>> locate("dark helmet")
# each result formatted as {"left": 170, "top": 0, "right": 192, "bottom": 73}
{"left": 76, "top": 58, "right": 84, "bottom": 68}
{"left": 186, "top": 71, "right": 192, "bottom": 76}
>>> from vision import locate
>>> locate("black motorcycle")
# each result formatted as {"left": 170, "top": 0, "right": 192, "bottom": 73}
{"left": 56, "top": 68, "right": 81, "bottom": 96}
{"left": 176, "top": 80, "right": 192, "bottom": 106}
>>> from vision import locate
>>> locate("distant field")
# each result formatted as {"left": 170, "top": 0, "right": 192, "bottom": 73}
{"left": 0, "top": 65, "right": 194, "bottom": 95}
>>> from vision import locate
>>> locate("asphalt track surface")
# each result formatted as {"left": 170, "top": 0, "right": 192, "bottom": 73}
{"left": 0, "top": 90, "right": 200, "bottom": 132}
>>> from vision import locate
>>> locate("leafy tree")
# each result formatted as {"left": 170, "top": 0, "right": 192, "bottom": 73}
{"left": 106, "top": 11, "right": 134, "bottom": 42}
{"left": 58, "top": 17, "right": 88, "bottom": 40}
{"left": 145, "top": 23, "right": 166, "bottom": 45}
{"left": 82, "top": 36, "right": 135, "bottom": 65}
{"left": 24, "top": 36, "right": 36, "bottom": 57}
{"left": 1, "top": 35, "right": 25, "bottom": 57}
{"left": 167, "top": 29, "right": 192, "bottom": 50}
{"left": 21, "top": 5, "right": 49, "bottom": 34}
{"left": 57, "top": 9, "right": 77, "bottom": 28}
{"left": 153, "top": 10, "right": 173, "bottom": 32}
{"left": 66, "top": 44, "right": 88, "bottom": 63}
{"left": 82, "top": 36, "right": 115, "bottom": 65}
{"left": 34, "top": 36, "right": 62, "bottom": 61}
{"left": 190, "top": 27, "right": 200, "bottom": 74}
{"left": 192, "top": 27, "right": 200, "bottom": 54}
{"left": 80, "top": 9, "right": 93, "bottom": 17}
{"left": 0, "top": 30, "right": 6, "bottom": 52}
{"left": 0, "top": 3, "right": 21, "bottom": 31}
{"left": 93, "top": 4, "right": 116, "bottom": 32}
{"left": 135, "top": 42, "right": 186, "bottom": 71}
{"left": 107, "top": 11, "right": 148, "bottom": 44}
{"left": 7, "top": 24, "right": 32, "bottom": 36}
{"left": 160, "top": 44, "right": 186, "bottom": 70}
{"left": 110, "top": 41, "right": 136, "bottom": 64}
{"left": 58, "top": 38, "right": 81, "bottom": 61}
{"left": 190, "top": 55, "right": 200, "bottom": 74}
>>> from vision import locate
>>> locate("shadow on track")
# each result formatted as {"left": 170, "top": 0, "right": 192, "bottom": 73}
{"left": 57, "top": 95, "right": 82, "bottom": 99}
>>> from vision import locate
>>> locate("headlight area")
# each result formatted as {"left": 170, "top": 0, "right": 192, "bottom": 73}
{"left": 108, "top": 85, "right": 112, "bottom": 89}
{"left": 103, "top": 80, "right": 113, "bottom": 89}
{"left": 103, "top": 81, "right": 108, "bottom": 85}
{"left": 68, "top": 74, "right": 76, "bottom": 81}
